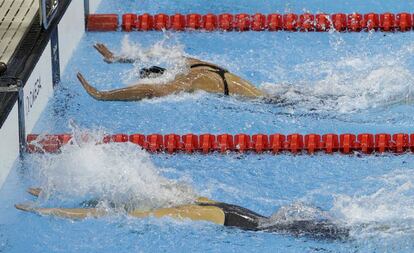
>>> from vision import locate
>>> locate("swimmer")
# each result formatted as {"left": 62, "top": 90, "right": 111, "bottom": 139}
{"left": 76, "top": 43, "right": 266, "bottom": 101}
{"left": 16, "top": 187, "right": 349, "bottom": 240}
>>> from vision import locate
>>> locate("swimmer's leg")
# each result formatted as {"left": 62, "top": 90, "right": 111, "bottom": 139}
{"left": 129, "top": 205, "right": 225, "bottom": 225}
{"left": 15, "top": 203, "right": 107, "bottom": 219}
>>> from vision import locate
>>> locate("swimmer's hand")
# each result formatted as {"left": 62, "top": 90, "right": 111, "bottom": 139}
{"left": 15, "top": 203, "right": 36, "bottom": 212}
{"left": 94, "top": 43, "right": 116, "bottom": 63}
{"left": 27, "top": 187, "right": 42, "bottom": 197}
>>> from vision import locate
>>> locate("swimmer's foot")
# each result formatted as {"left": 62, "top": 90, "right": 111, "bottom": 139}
{"left": 27, "top": 187, "right": 42, "bottom": 197}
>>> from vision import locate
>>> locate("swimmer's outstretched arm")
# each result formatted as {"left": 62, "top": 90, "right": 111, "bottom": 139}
{"left": 15, "top": 203, "right": 225, "bottom": 224}
{"left": 94, "top": 43, "right": 135, "bottom": 63}
{"left": 27, "top": 188, "right": 217, "bottom": 205}
{"left": 94, "top": 43, "right": 210, "bottom": 66}
{"left": 76, "top": 72, "right": 186, "bottom": 101}
{"left": 15, "top": 204, "right": 107, "bottom": 219}
{"left": 18, "top": 190, "right": 223, "bottom": 222}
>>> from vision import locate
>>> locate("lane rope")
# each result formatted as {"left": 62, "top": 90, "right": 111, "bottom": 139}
{"left": 86, "top": 12, "right": 413, "bottom": 32}
{"left": 27, "top": 133, "right": 414, "bottom": 155}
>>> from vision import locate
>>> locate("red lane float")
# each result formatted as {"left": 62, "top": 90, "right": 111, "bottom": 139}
{"left": 137, "top": 13, "right": 154, "bottom": 31}
{"left": 154, "top": 13, "right": 169, "bottom": 30}
{"left": 380, "top": 13, "right": 395, "bottom": 31}
{"left": 283, "top": 13, "right": 298, "bottom": 31}
{"left": 299, "top": 13, "right": 315, "bottom": 31}
{"left": 393, "top": 133, "right": 409, "bottom": 153}
{"left": 315, "top": 13, "right": 332, "bottom": 31}
{"left": 202, "top": 14, "right": 217, "bottom": 31}
{"left": 170, "top": 14, "right": 185, "bottom": 31}
{"left": 235, "top": 14, "right": 251, "bottom": 31}
{"left": 322, "top": 134, "right": 339, "bottom": 154}
{"left": 87, "top": 14, "right": 118, "bottom": 31}
{"left": 147, "top": 134, "right": 163, "bottom": 152}
{"left": 122, "top": 14, "right": 137, "bottom": 32}
{"left": 363, "top": 13, "right": 379, "bottom": 30}
{"left": 270, "top": 134, "right": 285, "bottom": 154}
{"left": 234, "top": 134, "right": 250, "bottom": 152}
{"left": 187, "top": 14, "right": 202, "bottom": 30}
{"left": 375, "top": 133, "right": 391, "bottom": 153}
{"left": 332, "top": 13, "right": 347, "bottom": 31}
{"left": 411, "top": 134, "right": 414, "bottom": 152}
{"left": 347, "top": 13, "right": 363, "bottom": 31}
{"left": 252, "top": 13, "right": 266, "bottom": 31}
{"left": 358, "top": 133, "right": 374, "bottom": 154}
{"left": 129, "top": 134, "right": 146, "bottom": 148}
{"left": 27, "top": 134, "right": 72, "bottom": 153}
{"left": 217, "top": 134, "right": 234, "bottom": 153}
{"left": 164, "top": 134, "right": 181, "bottom": 153}
{"left": 199, "top": 134, "right": 216, "bottom": 153}
{"left": 267, "top": 14, "right": 282, "bottom": 31}
{"left": 219, "top": 13, "right": 234, "bottom": 31}
{"left": 89, "top": 13, "right": 414, "bottom": 32}
{"left": 251, "top": 134, "right": 269, "bottom": 153}
{"left": 305, "top": 134, "right": 320, "bottom": 154}
{"left": 26, "top": 133, "right": 414, "bottom": 155}
{"left": 287, "top": 134, "right": 303, "bottom": 154}
{"left": 396, "top": 13, "right": 412, "bottom": 31}
{"left": 182, "top": 134, "right": 199, "bottom": 153}
{"left": 340, "top": 134, "right": 356, "bottom": 154}
{"left": 106, "top": 134, "right": 129, "bottom": 143}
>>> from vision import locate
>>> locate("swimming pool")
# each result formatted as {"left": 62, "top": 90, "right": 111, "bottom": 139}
{"left": 1, "top": 0, "right": 414, "bottom": 252}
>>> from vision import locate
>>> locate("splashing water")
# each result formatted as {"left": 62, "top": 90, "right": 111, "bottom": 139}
{"left": 96, "top": 35, "right": 414, "bottom": 114}
{"left": 261, "top": 43, "right": 414, "bottom": 113}
{"left": 25, "top": 128, "right": 414, "bottom": 241}
{"left": 267, "top": 202, "right": 334, "bottom": 223}
{"left": 119, "top": 35, "right": 188, "bottom": 85}
{"left": 29, "top": 126, "right": 198, "bottom": 211}
{"left": 331, "top": 169, "right": 414, "bottom": 238}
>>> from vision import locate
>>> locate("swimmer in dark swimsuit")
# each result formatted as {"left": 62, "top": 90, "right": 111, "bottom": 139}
{"left": 76, "top": 43, "right": 264, "bottom": 101}
{"left": 15, "top": 188, "right": 349, "bottom": 240}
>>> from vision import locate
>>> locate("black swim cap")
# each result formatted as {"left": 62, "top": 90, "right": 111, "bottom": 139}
{"left": 139, "top": 66, "right": 166, "bottom": 79}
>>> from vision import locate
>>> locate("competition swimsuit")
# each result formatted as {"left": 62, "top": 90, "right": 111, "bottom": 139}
{"left": 197, "top": 202, "right": 265, "bottom": 231}
{"left": 189, "top": 63, "right": 230, "bottom": 96}
{"left": 197, "top": 202, "right": 349, "bottom": 240}
{"left": 140, "top": 63, "right": 230, "bottom": 96}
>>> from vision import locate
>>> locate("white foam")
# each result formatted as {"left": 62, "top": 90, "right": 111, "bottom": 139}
{"left": 261, "top": 43, "right": 414, "bottom": 113}
{"left": 30, "top": 127, "right": 197, "bottom": 211}
{"left": 119, "top": 35, "right": 189, "bottom": 85}
{"left": 331, "top": 169, "right": 414, "bottom": 238}
{"left": 260, "top": 202, "right": 334, "bottom": 228}
{"left": 139, "top": 90, "right": 207, "bottom": 104}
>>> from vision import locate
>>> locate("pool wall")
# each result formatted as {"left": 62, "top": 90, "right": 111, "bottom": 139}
{"left": 0, "top": 0, "right": 102, "bottom": 190}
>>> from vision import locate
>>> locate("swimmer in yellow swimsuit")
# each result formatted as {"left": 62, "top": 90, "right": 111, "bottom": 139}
{"left": 16, "top": 187, "right": 349, "bottom": 240}
{"left": 76, "top": 43, "right": 265, "bottom": 101}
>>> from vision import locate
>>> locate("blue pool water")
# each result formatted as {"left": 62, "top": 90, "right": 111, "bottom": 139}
{"left": 2, "top": 0, "right": 414, "bottom": 252}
